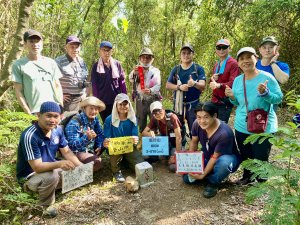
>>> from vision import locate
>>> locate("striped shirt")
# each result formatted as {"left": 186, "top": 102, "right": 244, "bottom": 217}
{"left": 55, "top": 54, "right": 88, "bottom": 95}
{"left": 16, "top": 123, "right": 68, "bottom": 180}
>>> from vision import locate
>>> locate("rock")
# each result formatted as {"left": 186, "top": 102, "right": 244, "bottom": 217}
{"left": 124, "top": 176, "right": 139, "bottom": 192}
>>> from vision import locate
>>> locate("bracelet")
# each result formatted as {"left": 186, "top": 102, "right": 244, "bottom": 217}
{"left": 177, "top": 85, "right": 181, "bottom": 90}
{"left": 270, "top": 61, "right": 276, "bottom": 65}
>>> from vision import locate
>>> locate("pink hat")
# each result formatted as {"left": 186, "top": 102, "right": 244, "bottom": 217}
{"left": 216, "top": 39, "right": 230, "bottom": 46}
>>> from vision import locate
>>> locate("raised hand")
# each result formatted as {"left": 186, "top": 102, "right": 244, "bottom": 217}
{"left": 212, "top": 73, "right": 219, "bottom": 81}
{"left": 103, "top": 138, "right": 110, "bottom": 148}
{"left": 132, "top": 136, "right": 139, "bottom": 145}
{"left": 224, "top": 85, "right": 234, "bottom": 99}
{"left": 209, "top": 76, "right": 219, "bottom": 90}
{"left": 258, "top": 80, "right": 268, "bottom": 94}
{"left": 187, "top": 75, "right": 196, "bottom": 88}
{"left": 86, "top": 127, "right": 97, "bottom": 140}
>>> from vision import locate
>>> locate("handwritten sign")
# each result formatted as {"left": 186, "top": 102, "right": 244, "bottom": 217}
{"left": 108, "top": 136, "right": 134, "bottom": 155}
{"left": 176, "top": 151, "right": 204, "bottom": 174}
{"left": 142, "top": 136, "right": 169, "bottom": 156}
{"left": 62, "top": 162, "right": 93, "bottom": 194}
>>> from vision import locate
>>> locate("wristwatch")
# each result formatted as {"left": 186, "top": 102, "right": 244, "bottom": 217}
{"left": 177, "top": 85, "right": 181, "bottom": 90}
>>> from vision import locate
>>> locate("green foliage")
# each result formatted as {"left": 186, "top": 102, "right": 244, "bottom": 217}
{"left": 0, "top": 110, "right": 36, "bottom": 151}
{"left": 0, "top": 110, "right": 37, "bottom": 222}
{"left": 243, "top": 110, "right": 300, "bottom": 224}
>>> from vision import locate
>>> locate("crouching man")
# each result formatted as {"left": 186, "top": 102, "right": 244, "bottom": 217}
{"left": 142, "top": 101, "right": 182, "bottom": 172}
{"left": 16, "top": 101, "right": 82, "bottom": 217}
{"left": 183, "top": 102, "right": 240, "bottom": 198}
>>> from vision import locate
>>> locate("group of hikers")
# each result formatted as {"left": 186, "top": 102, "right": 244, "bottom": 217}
{"left": 13, "top": 29, "right": 289, "bottom": 217}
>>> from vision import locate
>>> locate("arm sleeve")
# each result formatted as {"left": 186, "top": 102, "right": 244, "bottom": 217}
{"left": 197, "top": 65, "right": 206, "bottom": 81}
{"left": 221, "top": 61, "right": 240, "bottom": 88}
{"left": 132, "top": 121, "right": 139, "bottom": 136}
{"left": 94, "top": 120, "right": 105, "bottom": 148}
{"left": 103, "top": 117, "right": 112, "bottom": 138}
{"left": 65, "top": 119, "right": 89, "bottom": 152}
{"left": 11, "top": 62, "right": 22, "bottom": 83}
{"left": 150, "top": 68, "right": 161, "bottom": 94}
{"left": 167, "top": 67, "right": 177, "bottom": 83}
{"left": 262, "top": 77, "right": 283, "bottom": 104}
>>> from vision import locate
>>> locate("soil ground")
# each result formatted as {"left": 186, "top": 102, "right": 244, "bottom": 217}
{"left": 22, "top": 155, "right": 264, "bottom": 225}
{"left": 18, "top": 110, "right": 294, "bottom": 225}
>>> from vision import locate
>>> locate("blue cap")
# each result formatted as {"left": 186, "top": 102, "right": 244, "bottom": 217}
{"left": 100, "top": 41, "right": 113, "bottom": 49}
{"left": 40, "top": 101, "right": 61, "bottom": 114}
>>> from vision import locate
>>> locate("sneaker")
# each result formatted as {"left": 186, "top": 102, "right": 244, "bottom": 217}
{"left": 43, "top": 206, "right": 57, "bottom": 218}
{"left": 114, "top": 171, "right": 125, "bottom": 183}
{"left": 203, "top": 183, "right": 218, "bottom": 198}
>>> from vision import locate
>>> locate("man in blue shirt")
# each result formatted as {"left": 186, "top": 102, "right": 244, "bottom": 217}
{"left": 182, "top": 102, "right": 240, "bottom": 198}
{"left": 166, "top": 44, "right": 206, "bottom": 134}
{"left": 16, "top": 101, "right": 82, "bottom": 217}
{"left": 256, "top": 36, "right": 290, "bottom": 84}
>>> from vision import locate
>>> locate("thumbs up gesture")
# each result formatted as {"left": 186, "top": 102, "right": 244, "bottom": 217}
{"left": 258, "top": 80, "right": 269, "bottom": 95}
{"left": 224, "top": 85, "right": 234, "bottom": 99}
{"left": 86, "top": 127, "right": 97, "bottom": 140}
{"left": 209, "top": 76, "right": 220, "bottom": 90}
{"left": 187, "top": 75, "right": 196, "bottom": 88}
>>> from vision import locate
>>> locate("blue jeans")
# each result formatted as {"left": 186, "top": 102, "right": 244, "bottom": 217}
{"left": 182, "top": 154, "right": 240, "bottom": 185}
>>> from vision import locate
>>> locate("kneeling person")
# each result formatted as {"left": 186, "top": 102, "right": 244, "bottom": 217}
{"left": 142, "top": 101, "right": 182, "bottom": 172}
{"left": 16, "top": 101, "right": 82, "bottom": 217}
{"left": 183, "top": 102, "right": 240, "bottom": 198}
{"left": 65, "top": 96, "right": 106, "bottom": 172}
{"left": 103, "top": 94, "right": 144, "bottom": 182}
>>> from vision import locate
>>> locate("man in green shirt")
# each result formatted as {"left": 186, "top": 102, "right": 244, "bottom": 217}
{"left": 11, "top": 29, "right": 63, "bottom": 114}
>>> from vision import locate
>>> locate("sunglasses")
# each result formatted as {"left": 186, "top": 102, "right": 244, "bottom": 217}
{"left": 152, "top": 109, "right": 162, "bottom": 115}
{"left": 216, "top": 45, "right": 229, "bottom": 50}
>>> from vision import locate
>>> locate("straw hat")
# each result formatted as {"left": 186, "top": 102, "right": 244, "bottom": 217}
{"left": 80, "top": 96, "right": 106, "bottom": 111}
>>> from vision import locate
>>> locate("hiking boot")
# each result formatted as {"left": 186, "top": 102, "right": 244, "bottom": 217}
{"left": 113, "top": 171, "right": 125, "bottom": 183}
{"left": 43, "top": 206, "right": 57, "bottom": 218}
{"left": 203, "top": 183, "right": 218, "bottom": 198}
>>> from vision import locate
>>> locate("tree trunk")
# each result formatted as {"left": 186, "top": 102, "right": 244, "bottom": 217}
{"left": 0, "top": 0, "right": 35, "bottom": 97}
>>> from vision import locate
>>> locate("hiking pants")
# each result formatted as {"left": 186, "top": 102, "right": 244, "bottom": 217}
{"left": 110, "top": 148, "right": 144, "bottom": 173}
{"left": 23, "top": 169, "right": 62, "bottom": 206}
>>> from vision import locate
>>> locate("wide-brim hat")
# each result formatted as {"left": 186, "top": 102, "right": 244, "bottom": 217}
{"left": 80, "top": 96, "right": 106, "bottom": 111}
{"left": 139, "top": 47, "right": 154, "bottom": 57}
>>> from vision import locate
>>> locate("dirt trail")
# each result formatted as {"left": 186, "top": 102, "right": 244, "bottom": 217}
{"left": 24, "top": 158, "right": 262, "bottom": 225}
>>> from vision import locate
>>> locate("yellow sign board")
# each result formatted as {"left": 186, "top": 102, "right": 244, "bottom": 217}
{"left": 108, "top": 136, "right": 134, "bottom": 155}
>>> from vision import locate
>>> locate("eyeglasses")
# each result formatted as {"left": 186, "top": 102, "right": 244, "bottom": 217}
{"left": 152, "top": 109, "right": 162, "bottom": 116}
{"left": 216, "top": 45, "right": 229, "bottom": 50}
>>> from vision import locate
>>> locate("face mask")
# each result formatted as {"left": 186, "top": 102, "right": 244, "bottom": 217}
{"left": 140, "top": 62, "right": 151, "bottom": 68}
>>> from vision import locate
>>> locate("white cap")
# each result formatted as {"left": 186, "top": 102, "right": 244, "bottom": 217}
{"left": 236, "top": 47, "right": 258, "bottom": 60}
{"left": 150, "top": 101, "right": 163, "bottom": 114}
{"left": 114, "top": 93, "right": 130, "bottom": 103}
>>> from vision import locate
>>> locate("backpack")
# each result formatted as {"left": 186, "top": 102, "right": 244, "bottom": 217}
{"left": 172, "top": 63, "right": 198, "bottom": 83}
{"left": 59, "top": 113, "right": 82, "bottom": 134}
{"left": 153, "top": 109, "right": 187, "bottom": 147}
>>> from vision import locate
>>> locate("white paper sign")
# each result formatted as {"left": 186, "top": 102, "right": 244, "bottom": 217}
{"left": 62, "top": 162, "right": 93, "bottom": 193}
{"left": 176, "top": 151, "right": 204, "bottom": 174}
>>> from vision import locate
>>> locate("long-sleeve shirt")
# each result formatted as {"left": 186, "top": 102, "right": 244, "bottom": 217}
{"left": 211, "top": 56, "right": 240, "bottom": 104}
{"left": 230, "top": 71, "right": 283, "bottom": 134}
{"left": 90, "top": 60, "right": 127, "bottom": 105}
{"left": 65, "top": 112, "right": 105, "bottom": 153}
{"left": 129, "top": 65, "right": 161, "bottom": 95}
